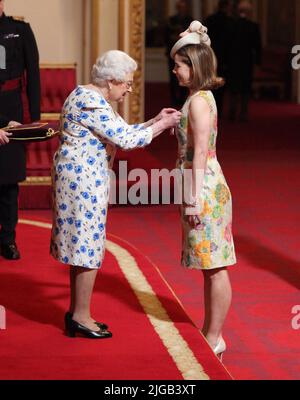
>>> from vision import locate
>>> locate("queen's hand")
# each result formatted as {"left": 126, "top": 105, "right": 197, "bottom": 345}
{"left": 161, "top": 111, "right": 182, "bottom": 130}
{"left": 153, "top": 108, "right": 180, "bottom": 123}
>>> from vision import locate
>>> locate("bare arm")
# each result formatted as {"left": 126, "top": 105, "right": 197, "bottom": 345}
{"left": 185, "top": 96, "right": 211, "bottom": 216}
{"left": 127, "top": 109, "right": 181, "bottom": 138}
{"left": 142, "top": 108, "right": 179, "bottom": 128}
{"left": 149, "top": 110, "right": 181, "bottom": 138}
{"left": 79, "top": 104, "right": 181, "bottom": 150}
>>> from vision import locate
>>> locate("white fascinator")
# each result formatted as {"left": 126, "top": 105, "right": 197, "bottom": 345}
{"left": 170, "top": 20, "right": 211, "bottom": 59}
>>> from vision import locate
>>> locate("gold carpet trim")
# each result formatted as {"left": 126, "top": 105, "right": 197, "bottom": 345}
{"left": 108, "top": 233, "right": 234, "bottom": 380}
{"left": 18, "top": 219, "right": 210, "bottom": 380}
{"left": 106, "top": 240, "right": 209, "bottom": 380}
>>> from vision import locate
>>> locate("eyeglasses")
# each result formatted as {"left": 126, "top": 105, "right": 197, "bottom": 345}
{"left": 112, "top": 79, "right": 134, "bottom": 90}
{"left": 122, "top": 80, "right": 133, "bottom": 89}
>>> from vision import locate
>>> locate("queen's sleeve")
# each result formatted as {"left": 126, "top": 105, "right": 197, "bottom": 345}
{"left": 79, "top": 102, "right": 153, "bottom": 150}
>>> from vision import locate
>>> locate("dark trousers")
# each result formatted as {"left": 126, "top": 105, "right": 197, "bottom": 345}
{"left": 212, "top": 67, "right": 227, "bottom": 119}
{"left": 213, "top": 85, "right": 226, "bottom": 119}
{"left": 0, "top": 184, "right": 19, "bottom": 245}
{"left": 229, "top": 90, "right": 250, "bottom": 120}
{"left": 0, "top": 88, "right": 24, "bottom": 246}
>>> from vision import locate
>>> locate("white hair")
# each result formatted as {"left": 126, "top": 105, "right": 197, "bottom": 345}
{"left": 91, "top": 50, "right": 137, "bottom": 86}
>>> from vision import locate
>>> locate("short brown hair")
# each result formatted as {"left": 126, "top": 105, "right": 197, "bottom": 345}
{"left": 176, "top": 43, "right": 224, "bottom": 90}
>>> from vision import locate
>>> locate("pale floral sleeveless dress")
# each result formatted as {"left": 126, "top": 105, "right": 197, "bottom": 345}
{"left": 176, "top": 90, "right": 236, "bottom": 270}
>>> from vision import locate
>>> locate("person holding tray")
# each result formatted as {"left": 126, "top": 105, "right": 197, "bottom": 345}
{"left": 0, "top": 1, "right": 40, "bottom": 260}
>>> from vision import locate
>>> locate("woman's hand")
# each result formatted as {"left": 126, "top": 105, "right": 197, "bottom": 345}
{"left": 187, "top": 215, "right": 202, "bottom": 229}
{"left": 151, "top": 110, "right": 181, "bottom": 138}
{"left": 153, "top": 108, "right": 179, "bottom": 123}
{"left": 8, "top": 121, "right": 21, "bottom": 127}
{"left": 160, "top": 110, "right": 182, "bottom": 130}
{"left": 185, "top": 200, "right": 203, "bottom": 228}
{"left": 0, "top": 130, "right": 12, "bottom": 145}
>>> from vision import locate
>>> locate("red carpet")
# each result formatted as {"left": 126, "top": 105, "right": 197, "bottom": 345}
{"left": 0, "top": 217, "right": 230, "bottom": 380}
{"left": 4, "top": 84, "right": 300, "bottom": 380}
{"left": 112, "top": 88, "right": 300, "bottom": 380}
{"left": 106, "top": 205, "right": 300, "bottom": 380}
{"left": 108, "top": 91, "right": 300, "bottom": 379}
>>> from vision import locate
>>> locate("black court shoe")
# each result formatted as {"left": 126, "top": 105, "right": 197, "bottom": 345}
{"left": 65, "top": 318, "right": 112, "bottom": 339}
{"left": 65, "top": 312, "right": 108, "bottom": 331}
{"left": 0, "top": 243, "right": 20, "bottom": 260}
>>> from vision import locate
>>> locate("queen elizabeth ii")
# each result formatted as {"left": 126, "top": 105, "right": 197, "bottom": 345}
{"left": 50, "top": 50, "right": 181, "bottom": 339}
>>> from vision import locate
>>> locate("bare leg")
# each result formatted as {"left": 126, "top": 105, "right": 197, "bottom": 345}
{"left": 70, "top": 266, "right": 99, "bottom": 331}
{"left": 69, "top": 267, "right": 98, "bottom": 324}
{"left": 201, "top": 267, "right": 232, "bottom": 348}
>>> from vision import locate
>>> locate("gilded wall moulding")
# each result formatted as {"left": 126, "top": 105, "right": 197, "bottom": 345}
{"left": 129, "top": 0, "right": 144, "bottom": 124}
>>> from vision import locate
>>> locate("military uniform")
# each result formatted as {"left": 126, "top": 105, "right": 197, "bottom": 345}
{"left": 204, "top": 11, "right": 235, "bottom": 118}
{"left": 227, "top": 16, "right": 261, "bottom": 121}
{"left": 0, "top": 13, "right": 40, "bottom": 253}
{"left": 0, "top": 114, "right": 9, "bottom": 127}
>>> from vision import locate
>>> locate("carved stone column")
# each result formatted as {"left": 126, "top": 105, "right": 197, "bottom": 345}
{"left": 294, "top": 0, "right": 300, "bottom": 103}
{"left": 128, "top": 0, "right": 145, "bottom": 123}
{"left": 82, "top": 0, "right": 145, "bottom": 120}
{"left": 83, "top": 0, "right": 120, "bottom": 83}
{"left": 119, "top": 0, "right": 145, "bottom": 123}
{"left": 82, "top": 0, "right": 98, "bottom": 83}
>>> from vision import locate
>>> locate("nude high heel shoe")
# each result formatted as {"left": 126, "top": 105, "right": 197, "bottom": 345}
{"left": 213, "top": 337, "right": 226, "bottom": 362}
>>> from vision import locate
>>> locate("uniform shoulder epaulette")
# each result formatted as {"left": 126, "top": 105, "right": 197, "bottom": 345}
{"left": 11, "top": 16, "right": 26, "bottom": 23}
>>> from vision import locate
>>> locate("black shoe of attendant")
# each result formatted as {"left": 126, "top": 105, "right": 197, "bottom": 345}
{"left": 0, "top": 243, "right": 21, "bottom": 260}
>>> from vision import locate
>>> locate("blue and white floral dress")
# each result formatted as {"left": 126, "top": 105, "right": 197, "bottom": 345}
{"left": 50, "top": 86, "right": 153, "bottom": 269}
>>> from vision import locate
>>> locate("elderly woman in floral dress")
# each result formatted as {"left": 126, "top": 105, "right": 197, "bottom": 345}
{"left": 50, "top": 50, "right": 181, "bottom": 338}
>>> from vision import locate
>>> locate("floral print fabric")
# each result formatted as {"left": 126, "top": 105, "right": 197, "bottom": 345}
{"left": 176, "top": 90, "right": 236, "bottom": 270}
{"left": 50, "top": 86, "right": 152, "bottom": 269}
